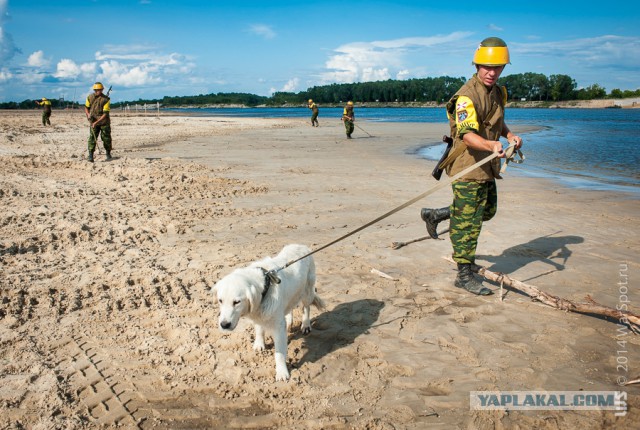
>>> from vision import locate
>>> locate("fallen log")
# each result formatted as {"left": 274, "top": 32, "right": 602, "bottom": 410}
{"left": 443, "top": 256, "right": 640, "bottom": 333}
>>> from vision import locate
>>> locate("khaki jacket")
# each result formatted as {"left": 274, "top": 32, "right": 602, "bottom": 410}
{"left": 443, "top": 75, "right": 506, "bottom": 181}
{"left": 86, "top": 94, "right": 111, "bottom": 125}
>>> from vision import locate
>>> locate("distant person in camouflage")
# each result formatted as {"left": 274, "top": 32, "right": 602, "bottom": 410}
{"left": 420, "top": 37, "right": 523, "bottom": 295}
{"left": 308, "top": 99, "right": 319, "bottom": 127}
{"left": 35, "top": 97, "right": 52, "bottom": 126}
{"left": 85, "top": 82, "right": 112, "bottom": 162}
{"left": 342, "top": 101, "right": 355, "bottom": 138}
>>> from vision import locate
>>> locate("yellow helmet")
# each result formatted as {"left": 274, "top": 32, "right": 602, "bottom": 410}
{"left": 472, "top": 37, "right": 510, "bottom": 66}
{"left": 347, "top": 101, "right": 354, "bottom": 106}
{"left": 308, "top": 99, "right": 313, "bottom": 103}
{"left": 93, "top": 82, "right": 104, "bottom": 90}
{"left": 41, "top": 97, "right": 47, "bottom": 101}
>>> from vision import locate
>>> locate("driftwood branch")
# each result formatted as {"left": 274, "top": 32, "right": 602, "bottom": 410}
{"left": 391, "top": 228, "right": 450, "bottom": 250}
{"left": 371, "top": 268, "right": 399, "bottom": 281}
{"left": 443, "top": 256, "right": 640, "bottom": 333}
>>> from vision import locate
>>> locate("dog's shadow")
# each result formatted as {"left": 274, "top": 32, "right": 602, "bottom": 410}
{"left": 294, "top": 299, "right": 385, "bottom": 366}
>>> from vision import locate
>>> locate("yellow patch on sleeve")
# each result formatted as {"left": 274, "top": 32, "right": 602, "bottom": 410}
{"left": 455, "top": 96, "right": 478, "bottom": 135}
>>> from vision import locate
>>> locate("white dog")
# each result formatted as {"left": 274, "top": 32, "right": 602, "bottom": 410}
{"left": 213, "top": 244, "right": 325, "bottom": 381}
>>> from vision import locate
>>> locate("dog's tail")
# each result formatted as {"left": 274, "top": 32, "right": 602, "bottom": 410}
{"left": 312, "top": 293, "right": 326, "bottom": 310}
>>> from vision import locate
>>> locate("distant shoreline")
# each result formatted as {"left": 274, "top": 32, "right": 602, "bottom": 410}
{"left": 3, "top": 97, "right": 639, "bottom": 111}
{"left": 160, "top": 98, "right": 640, "bottom": 109}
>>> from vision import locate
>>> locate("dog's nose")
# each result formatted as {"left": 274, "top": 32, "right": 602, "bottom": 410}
{"left": 220, "top": 321, "right": 232, "bottom": 330}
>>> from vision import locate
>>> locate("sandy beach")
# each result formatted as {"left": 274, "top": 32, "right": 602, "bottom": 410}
{"left": 1, "top": 109, "right": 638, "bottom": 429}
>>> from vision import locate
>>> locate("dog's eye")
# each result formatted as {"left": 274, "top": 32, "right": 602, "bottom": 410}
{"left": 233, "top": 300, "right": 240, "bottom": 306}
{"left": 218, "top": 299, "right": 222, "bottom": 304}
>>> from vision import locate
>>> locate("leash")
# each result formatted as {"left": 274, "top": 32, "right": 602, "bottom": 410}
{"left": 263, "top": 141, "right": 520, "bottom": 281}
{"left": 354, "top": 123, "right": 373, "bottom": 137}
{"left": 500, "top": 144, "right": 525, "bottom": 173}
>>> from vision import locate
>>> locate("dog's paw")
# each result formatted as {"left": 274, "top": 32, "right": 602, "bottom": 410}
{"left": 302, "top": 326, "right": 311, "bottom": 335}
{"left": 253, "top": 340, "right": 266, "bottom": 352}
{"left": 275, "top": 367, "right": 290, "bottom": 381}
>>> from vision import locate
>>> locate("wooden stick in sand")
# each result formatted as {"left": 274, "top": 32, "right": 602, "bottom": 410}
{"left": 371, "top": 268, "right": 399, "bottom": 281}
{"left": 391, "top": 228, "right": 450, "bottom": 250}
{"left": 443, "top": 256, "right": 640, "bottom": 333}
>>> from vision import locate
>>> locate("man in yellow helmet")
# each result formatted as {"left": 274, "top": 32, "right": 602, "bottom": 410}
{"left": 421, "top": 37, "right": 523, "bottom": 295}
{"left": 34, "top": 97, "right": 52, "bottom": 126}
{"left": 308, "top": 99, "right": 319, "bottom": 127}
{"left": 342, "top": 101, "right": 355, "bottom": 138}
{"left": 84, "top": 82, "right": 112, "bottom": 162}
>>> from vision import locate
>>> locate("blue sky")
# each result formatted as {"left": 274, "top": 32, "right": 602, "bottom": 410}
{"left": 1, "top": 0, "right": 638, "bottom": 103}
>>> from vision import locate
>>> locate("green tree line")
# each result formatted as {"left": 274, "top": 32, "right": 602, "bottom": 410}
{"left": 0, "top": 98, "right": 81, "bottom": 109}
{"left": 2, "top": 73, "right": 638, "bottom": 109}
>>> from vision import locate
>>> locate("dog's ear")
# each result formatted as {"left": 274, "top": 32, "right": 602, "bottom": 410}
{"left": 246, "top": 284, "right": 259, "bottom": 314}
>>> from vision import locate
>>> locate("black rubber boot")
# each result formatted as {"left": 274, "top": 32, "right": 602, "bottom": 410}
{"left": 88, "top": 151, "right": 94, "bottom": 163}
{"left": 455, "top": 263, "right": 492, "bottom": 295}
{"left": 106, "top": 151, "right": 112, "bottom": 160}
{"left": 420, "top": 207, "right": 450, "bottom": 239}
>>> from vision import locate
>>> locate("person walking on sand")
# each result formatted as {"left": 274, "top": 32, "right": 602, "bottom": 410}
{"left": 308, "top": 99, "right": 319, "bottom": 127}
{"left": 85, "top": 82, "right": 112, "bottom": 162}
{"left": 35, "top": 97, "right": 52, "bottom": 126}
{"left": 420, "top": 37, "right": 523, "bottom": 296}
{"left": 342, "top": 101, "right": 355, "bottom": 138}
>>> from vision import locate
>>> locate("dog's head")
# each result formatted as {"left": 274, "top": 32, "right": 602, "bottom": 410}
{"left": 213, "top": 270, "right": 260, "bottom": 332}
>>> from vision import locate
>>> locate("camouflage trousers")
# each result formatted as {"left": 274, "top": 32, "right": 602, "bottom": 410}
{"left": 88, "top": 124, "right": 112, "bottom": 153}
{"left": 42, "top": 111, "right": 51, "bottom": 126}
{"left": 344, "top": 119, "right": 354, "bottom": 136}
{"left": 311, "top": 111, "right": 319, "bottom": 126}
{"left": 449, "top": 180, "right": 497, "bottom": 264}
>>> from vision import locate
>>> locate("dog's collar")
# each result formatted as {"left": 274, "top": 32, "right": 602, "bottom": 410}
{"left": 259, "top": 267, "right": 281, "bottom": 299}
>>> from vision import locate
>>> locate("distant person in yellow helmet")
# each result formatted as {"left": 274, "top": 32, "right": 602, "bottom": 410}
{"left": 341, "top": 100, "right": 355, "bottom": 138}
{"left": 308, "top": 99, "right": 319, "bottom": 127}
{"left": 35, "top": 97, "right": 52, "bottom": 126}
{"left": 84, "top": 82, "right": 112, "bottom": 162}
{"left": 420, "top": 37, "right": 523, "bottom": 295}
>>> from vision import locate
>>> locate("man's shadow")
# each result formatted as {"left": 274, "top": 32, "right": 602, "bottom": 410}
{"left": 295, "top": 299, "right": 384, "bottom": 366}
{"left": 479, "top": 232, "right": 584, "bottom": 281}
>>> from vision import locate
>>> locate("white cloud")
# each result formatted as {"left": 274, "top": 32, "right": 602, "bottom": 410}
{"left": 81, "top": 62, "right": 97, "bottom": 75}
{"left": 52, "top": 58, "right": 97, "bottom": 80}
{"left": 248, "top": 24, "right": 276, "bottom": 39}
{"left": 362, "top": 67, "right": 390, "bottom": 82}
{"left": 91, "top": 46, "right": 195, "bottom": 87}
{"left": 53, "top": 58, "right": 96, "bottom": 80}
{"left": 281, "top": 77, "right": 299, "bottom": 92}
{"left": 54, "top": 59, "right": 81, "bottom": 79}
{"left": 396, "top": 69, "right": 411, "bottom": 80}
{"left": 488, "top": 23, "right": 504, "bottom": 32}
{"left": 27, "top": 50, "right": 50, "bottom": 68}
{"left": 320, "top": 32, "right": 474, "bottom": 84}
{"left": 0, "top": 67, "right": 12, "bottom": 81}
{"left": 19, "top": 71, "right": 45, "bottom": 84}
{"left": 98, "top": 60, "right": 161, "bottom": 86}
